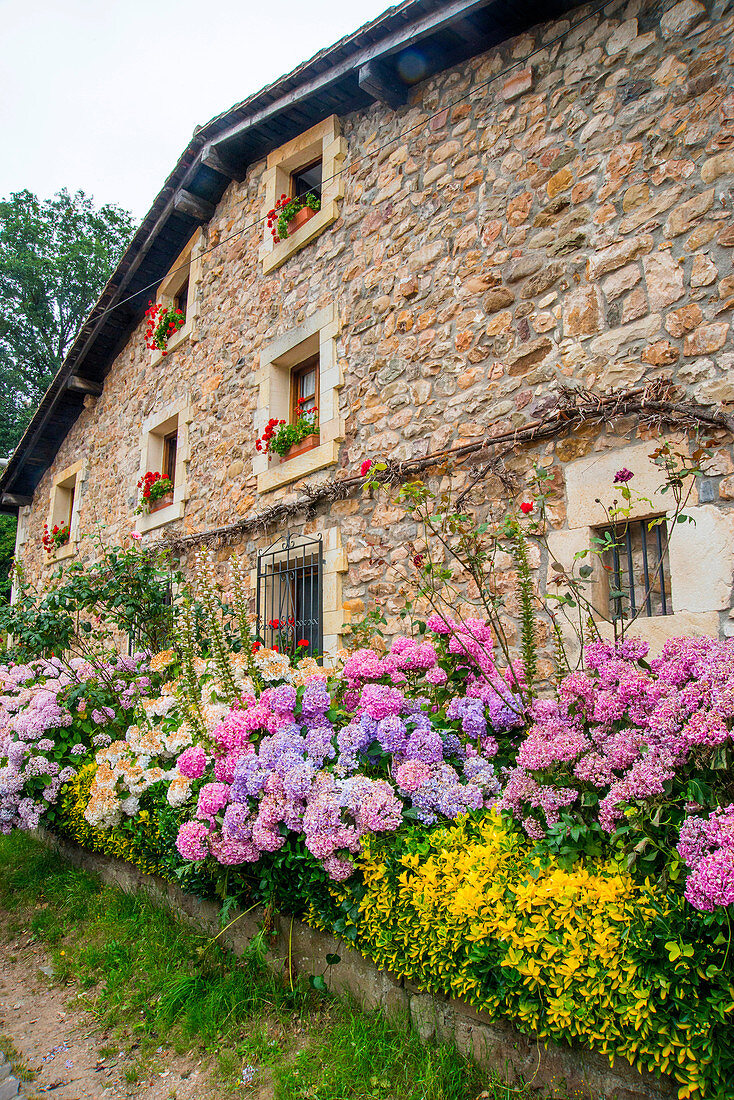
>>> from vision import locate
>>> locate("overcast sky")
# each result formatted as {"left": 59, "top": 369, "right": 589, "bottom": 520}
{"left": 0, "top": 0, "right": 395, "bottom": 221}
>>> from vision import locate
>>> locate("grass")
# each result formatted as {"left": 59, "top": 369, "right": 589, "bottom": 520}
{"left": 0, "top": 832, "right": 532, "bottom": 1099}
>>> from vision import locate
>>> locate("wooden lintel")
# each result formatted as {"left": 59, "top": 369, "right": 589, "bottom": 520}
{"left": 173, "top": 189, "right": 216, "bottom": 222}
{"left": 200, "top": 143, "right": 244, "bottom": 180}
{"left": 66, "top": 375, "right": 103, "bottom": 396}
{"left": 358, "top": 61, "right": 409, "bottom": 109}
{"left": 1, "top": 492, "right": 32, "bottom": 507}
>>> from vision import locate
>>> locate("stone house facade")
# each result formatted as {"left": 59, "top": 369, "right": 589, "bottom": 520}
{"left": 3, "top": 0, "right": 734, "bottom": 662}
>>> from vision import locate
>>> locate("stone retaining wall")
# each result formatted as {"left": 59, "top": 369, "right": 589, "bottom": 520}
{"left": 42, "top": 832, "right": 675, "bottom": 1100}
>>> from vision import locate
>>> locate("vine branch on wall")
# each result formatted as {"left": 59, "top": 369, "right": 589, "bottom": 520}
{"left": 160, "top": 379, "right": 734, "bottom": 555}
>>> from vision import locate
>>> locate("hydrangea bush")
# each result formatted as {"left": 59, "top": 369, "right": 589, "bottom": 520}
{"left": 0, "top": 652, "right": 153, "bottom": 833}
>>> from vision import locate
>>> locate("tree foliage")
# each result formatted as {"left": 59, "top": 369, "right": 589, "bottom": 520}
{"left": 0, "top": 189, "right": 136, "bottom": 457}
{"left": 0, "top": 515, "right": 16, "bottom": 603}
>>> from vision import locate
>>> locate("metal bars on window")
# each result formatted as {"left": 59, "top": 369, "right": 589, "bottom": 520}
{"left": 256, "top": 534, "right": 323, "bottom": 659}
{"left": 603, "top": 518, "right": 672, "bottom": 621}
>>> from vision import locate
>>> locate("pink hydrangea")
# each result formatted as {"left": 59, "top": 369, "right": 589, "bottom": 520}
{"left": 176, "top": 820, "right": 210, "bottom": 861}
{"left": 196, "top": 781, "right": 231, "bottom": 820}
{"left": 177, "top": 745, "right": 208, "bottom": 779}
{"left": 395, "top": 760, "right": 431, "bottom": 793}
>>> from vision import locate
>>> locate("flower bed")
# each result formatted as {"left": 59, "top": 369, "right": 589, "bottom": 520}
{"left": 2, "top": 550, "right": 733, "bottom": 1097}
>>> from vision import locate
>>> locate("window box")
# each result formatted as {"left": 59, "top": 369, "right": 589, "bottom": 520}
{"left": 287, "top": 205, "right": 317, "bottom": 235}
{"left": 284, "top": 433, "right": 320, "bottom": 460}
{"left": 149, "top": 490, "right": 174, "bottom": 514}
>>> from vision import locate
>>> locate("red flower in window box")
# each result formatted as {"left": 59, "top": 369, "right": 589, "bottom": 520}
{"left": 267, "top": 192, "right": 321, "bottom": 242}
{"left": 42, "top": 523, "right": 70, "bottom": 554}
{"left": 144, "top": 301, "right": 185, "bottom": 355}
{"left": 255, "top": 407, "right": 319, "bottom": 461}
{"left": 135, "top": 471, "right": 174, "bottom": 514}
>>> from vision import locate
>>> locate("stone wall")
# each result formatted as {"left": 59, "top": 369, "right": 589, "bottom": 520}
{"left": 15, "top": 0, "right": 734, "bottom": 651}
{"left": 42, "top": 831, "right": 674, "bottom": 1100}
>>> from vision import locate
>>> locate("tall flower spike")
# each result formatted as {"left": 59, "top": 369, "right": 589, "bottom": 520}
{"left": 193, "top": 550, "right": 239, "bottom": 703}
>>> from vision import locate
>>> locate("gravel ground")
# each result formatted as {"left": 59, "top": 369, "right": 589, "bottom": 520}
{"left": 0, "top": 925, "right": 222, "bottom": 1100}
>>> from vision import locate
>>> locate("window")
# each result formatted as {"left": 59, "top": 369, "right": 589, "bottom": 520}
{"left": 163, "top": 430, "right": 178, "bottom": 487}
{"left": 291, "top": 353, "right": 320, "bottom": 438}
{"left": 151, "top": 229, "right": 203, "bottom": 363}
{"left": 260, "top": 115, "right": 346, "bottom": 274}
{"left": 257, "top": 535, "right": 323, "bottom": 657}
{"left": 135, "top": 399, "right": 192, "bottom": 534}
{"left": 254, "top": 304, "right": 343, "bottom": 494}
{"left": 597, "top": 518, "right": 672, "bottom": 620}
{"left": 292, "top": 159, "right": 322, "bottom": 202}
{"left": 174, "top": 278, "right": 189, "bottom": 317}
{"left": 47, "top": 460, "right": 85, "bottom": 561}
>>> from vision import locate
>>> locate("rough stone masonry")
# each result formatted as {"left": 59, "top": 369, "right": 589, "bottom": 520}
{"left": 14, "top": 0, "right": 734, "bottom": 657}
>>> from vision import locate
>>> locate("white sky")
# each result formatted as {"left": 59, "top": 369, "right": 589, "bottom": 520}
{"left": 0, "top": 0, "right": 395, "bottom": 221}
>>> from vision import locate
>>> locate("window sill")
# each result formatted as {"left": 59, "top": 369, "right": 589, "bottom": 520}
{"left": 46, "top": 542, "right": 76, "bottom": 565}
{"left": 260, "top": 200, "right": 339, "bottom": 275}
{"left": 135, "top": 499, "right": 185, "bottom": 533}
{"left": 150, "top": 323, "right": 194, "bottom": 366}
{"left": 257, "top": 439, "right": 340, "bottom": 493}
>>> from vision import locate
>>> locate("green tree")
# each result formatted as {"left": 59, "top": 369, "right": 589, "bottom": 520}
{"left": 0, "top": 515, "right": 16, "bottom": 603}
{"left": 0, "top": 189, "right": 136, "bottom": 458}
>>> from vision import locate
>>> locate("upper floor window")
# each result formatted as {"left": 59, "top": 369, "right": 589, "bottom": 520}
{"left": 596, "top": 517, "right": 672, "bottom": 620}
{"left": 292, "top": 159, "right": 322, "bottom": 202}
{"left": 259, "top": 116, "right": 346, "bottom": 274}
{"left": 150, "top": 229, "right": 203, "bottom": 363}
{"left": 291, "top": 353, "right": 319, "bottom": 424}
{"left": 135, "top": 399, "right": 192, "bottom": 535}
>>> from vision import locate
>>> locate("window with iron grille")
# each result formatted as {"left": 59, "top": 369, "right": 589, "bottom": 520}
{"left": 597, "top": 517, "right": 672, "bottom": 620}
{"left": 256, "top": 534, "right": 323, "bottom": 658}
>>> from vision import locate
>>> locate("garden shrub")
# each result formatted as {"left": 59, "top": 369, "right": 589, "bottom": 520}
{"left": 310, "top": 813, "right": 734, "bottom": 1099}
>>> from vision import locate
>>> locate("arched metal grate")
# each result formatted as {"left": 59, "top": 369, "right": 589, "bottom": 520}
{"left": 256, "top": 534, "right": 323, "bottom": 659}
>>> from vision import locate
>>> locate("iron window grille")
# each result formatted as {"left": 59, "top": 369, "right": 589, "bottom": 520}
{"left": 599, "top": 517, "right": 672, "bottom": 621}
{"left": 256, "top": 534, "right": 323, "bottom": 659}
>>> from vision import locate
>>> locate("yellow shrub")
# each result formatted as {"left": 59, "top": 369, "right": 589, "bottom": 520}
{"left": 307, "top": 813, "right": 730, "bottom": 1099}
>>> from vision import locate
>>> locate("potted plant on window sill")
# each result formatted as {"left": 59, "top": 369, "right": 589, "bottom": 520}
{"left": 144, "top": 301, "right": 185, "bottom": 356}
{"left": 42, "top": 523, "right": 70, "bottom": 556}
{"left": 256, "top": 408, "right": 319, "bottom": 462}
{"left": 136, "top": 471, "right": 174, "bottom": 514}
{"left": 267, "top": 192, "right": 321, "bottom": 242}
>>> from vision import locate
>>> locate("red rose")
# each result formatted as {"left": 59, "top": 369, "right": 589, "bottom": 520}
{"left": 360, "top": 459, "right": 373, "bottom": 477}
{"left": 520, "top": 501, "right": 534, "bottom": 515}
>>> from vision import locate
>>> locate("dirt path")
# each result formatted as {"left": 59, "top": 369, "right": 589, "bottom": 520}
{"left": 0, "top": 926, "right": 223, "bottom": 1100}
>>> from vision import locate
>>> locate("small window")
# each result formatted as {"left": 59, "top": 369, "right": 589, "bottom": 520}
{"left": 257, "top": 535, "right": 323, "bottom": 658}
{"left": 290, "top": 354, "right": 320, "bottom": 426}
{"left": 174, "top": 278, "right": 189, "bottom": 317}
{"left": 597, "top": 517, "right": 672, "bottom": 620}
{"left": 292, "top": 159, "right": 322, "bottom": 202}
{"left": 163, "top": 430, "right": 178, "bottom": 487}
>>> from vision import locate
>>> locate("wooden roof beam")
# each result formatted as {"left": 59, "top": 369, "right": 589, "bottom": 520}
{"left": 358, "top": 61, "right": 409, "bottom": 109}
{"left": 65, "top": 375, "right": 103, "bottom": 396}
{"left": 173, "top": 189, "right": 216, "bottom": 222}
{"left": 1, "top": 492, "right": 32, "bottom": 507}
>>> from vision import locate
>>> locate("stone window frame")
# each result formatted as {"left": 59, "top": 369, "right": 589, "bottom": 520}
{"left": 254, "top": 304, "right": 343, "bottom": 494}
{"left": 10, "top": 505, "right": 31, "bottom": 602}
{"left": 150, "top": 229, "right": 204, "bottom": 366}
{"left": 259, "top": 115, "right": 346, "bottom": 275}
{"left": 548, "top": 441, "right": 734, "bottom": 651}
{"left": 135, "top": 398, "right": 193, "bottom": 535}
{"left": 46, "top": 459, "right": 86, "bottom": 563}
{"left": 249, "top": 526, "right": 348, "bottom": 658}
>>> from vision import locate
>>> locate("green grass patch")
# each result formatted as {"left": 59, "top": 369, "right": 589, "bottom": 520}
{"left": 0, "top": 832, "right": 530, "bottom": 1099}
